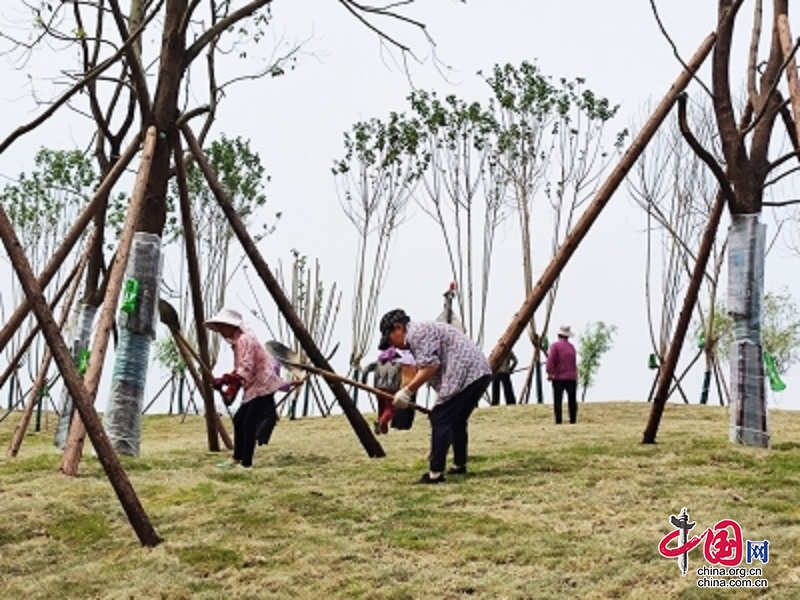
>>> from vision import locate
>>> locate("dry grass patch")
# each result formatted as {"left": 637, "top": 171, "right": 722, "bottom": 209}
{"left": 1, "top": 402, "right": 798, "bottom": 598}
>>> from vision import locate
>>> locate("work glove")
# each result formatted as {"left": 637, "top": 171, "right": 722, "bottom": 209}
{"left": 393, "top": 387, "right": 413, "bottom": 409}
{"left": 213, "top": 372, "right": 239, "bottom": 388}
{"left": 221, "top": 379, "right": 241, "bottom": 405}
{"left": 214, "top": 372, "right": 242, "bottom": 404}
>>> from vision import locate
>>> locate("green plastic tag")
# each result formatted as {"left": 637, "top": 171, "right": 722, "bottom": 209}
{"left": 77, "top": 348, "right": 90, "bottom": 375}
{"left": 121, "top": 278, "right": 140, "bottom": 314}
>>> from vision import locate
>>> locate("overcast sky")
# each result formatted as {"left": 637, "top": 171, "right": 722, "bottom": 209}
{"left": 2, "top": 1, "right": 799, "bottom": 414}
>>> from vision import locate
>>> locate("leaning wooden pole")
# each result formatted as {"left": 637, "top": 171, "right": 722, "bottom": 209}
{"left": 0, "top": 132, "right": 141, "bottom": 355}
{"left": 60, "top": 127, "right": 158, "bottom": 475}
{"left": 488, "top": 34, "right": 716, "bottom": 374}
{"left": 777, "top": 10, "right": 800, "bottom": 142}
{"left": 0, "top": 202, "right": 161, "bottom": 547}
{"left": 643, "top": 190, "right": 726, "bottom": 442}
{"left": 8, "top": 244, "right": 88, "bottom": 457}
{"left": 643, "top": 88, "right": 734, "bottom": 443}
{"left": 0, "top": 249, "right": 87, "bottom": 391}
{"left": 170, "top": 330, "right": 234, "bottom": 451}
{"left": 181, "top": 123, "right": 385, "bottom": 458}
{"left": 172, "top": 136, "right": 223, "bottom": 452}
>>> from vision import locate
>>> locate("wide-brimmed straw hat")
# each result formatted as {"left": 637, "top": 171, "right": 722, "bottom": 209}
{"left": 557, "top": 325, "right": 574, "bottom": 338}
{"left": 204, "top": 308, "right": 243, "bottom": 332}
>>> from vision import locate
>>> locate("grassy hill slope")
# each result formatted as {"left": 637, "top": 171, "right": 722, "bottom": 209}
{"left": 1, "top": 402, "right": 798, "bottom": 599}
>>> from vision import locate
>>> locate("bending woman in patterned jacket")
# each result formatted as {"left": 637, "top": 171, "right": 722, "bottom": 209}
{"left": 378, "top": 308, "right": 491, "bottom": 484}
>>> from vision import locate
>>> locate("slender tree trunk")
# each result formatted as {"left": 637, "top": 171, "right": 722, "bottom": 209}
{"left": 489, "top": 35, "right": 715, "bottom": 373}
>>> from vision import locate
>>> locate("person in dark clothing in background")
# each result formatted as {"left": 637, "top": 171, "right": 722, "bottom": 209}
{"left": 491, "top": 350, "right": 517, "bottom": 405}
{"left": 546, "top": 325, "right": 578, "bottom": 424}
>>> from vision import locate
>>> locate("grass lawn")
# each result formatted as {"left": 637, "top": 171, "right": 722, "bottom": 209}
{"left": 1, "top": 401, "right": 798, "bottom": 599}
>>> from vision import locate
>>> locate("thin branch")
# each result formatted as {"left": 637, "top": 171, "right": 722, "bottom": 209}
{"left": 648, "top": 0, "right": 714, "bottom": 99}
{"left": 0, "top": 13, "right": 154, "bottom": 155}
{"left": 676, "top": 93, "right": 735, "bottom": 204}
{"left": 762, "top": 198, "right": 800, "bottom": 207}
{"left": 183, "top": 0, "right": 273, "bottom": 68}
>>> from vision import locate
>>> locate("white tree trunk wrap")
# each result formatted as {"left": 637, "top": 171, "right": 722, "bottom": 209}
{"left": 54, "top": 302, "right": 98, "bottom": 450}
{"left": 727, "top": 214, "right": 769, "bottom": 448}
{"left": 104, "top": 232, "right": 162, "bottom": 456}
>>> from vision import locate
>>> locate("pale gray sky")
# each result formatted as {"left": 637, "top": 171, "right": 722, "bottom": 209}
{"left": 2, "top": 1, "right": 799, "bottom": 413}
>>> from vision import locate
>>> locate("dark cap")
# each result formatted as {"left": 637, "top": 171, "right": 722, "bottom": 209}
{"left": 378, "top": 308, "right": 410, "bottom": 350}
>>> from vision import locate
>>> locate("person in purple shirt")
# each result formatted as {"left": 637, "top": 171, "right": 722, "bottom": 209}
{"left": 546, "top": 325, "right": 579, "bottom": 424}
{"left": 379, "top": 308, "right": 491, "bottom": 484}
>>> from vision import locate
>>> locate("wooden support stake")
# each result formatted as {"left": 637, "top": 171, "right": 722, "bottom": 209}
{"left": 172, "top": 135, "right": 223, "bottom": 452}
{"left": 181, "top": 123, "right": 385, "bottom": 458}
{"left": 642, "top": 191, "right": 726, "bottom": 443}
{"left": 777, "top": 13, "right": 800, "bottom": 143}
{"left": 170, "top": 331, "right": 234, "bottom": 451}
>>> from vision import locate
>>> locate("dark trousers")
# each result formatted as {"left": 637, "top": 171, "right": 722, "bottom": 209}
{"left": 490, "top": 373, "right": 516, "bottom": 405}
{"left": 232, "top": 394, "right": 276, "bottom": 467}
{"left": 552, "top": 380, "right": 577, "bottom": 424}
{"left": 429, "top": 376, "right": 491, "bottom": 473}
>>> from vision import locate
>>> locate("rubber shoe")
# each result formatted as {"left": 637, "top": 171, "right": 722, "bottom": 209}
{"left": 447, "top": 465, "right": 467, "bottom": 475}
{"left": 417, "top": 472, "right": 446, "bottom": 484}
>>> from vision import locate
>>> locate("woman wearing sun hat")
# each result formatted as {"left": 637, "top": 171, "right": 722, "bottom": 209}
{"left": 204, "top": 308, "right": 297, "bottom": 468}
{"left": 546, "top": 325, "right": 578, "bottom": 424}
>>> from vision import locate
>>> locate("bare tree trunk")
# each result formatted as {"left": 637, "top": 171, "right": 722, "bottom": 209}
{"left": 489, "top": 35, "right": 715, "bottom": 372}
{"left": 0, "top": 204, "right": 161, "bottom": 547}
{"left": 182, "top": 124, "right": 385, "bottom": 458}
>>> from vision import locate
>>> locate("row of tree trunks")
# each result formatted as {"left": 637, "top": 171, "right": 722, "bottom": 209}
{"left": 0, "top": 247, "right": 91, "bottom": 391}
{"left": 8, "top": 243, "right": 90, "bottom": 457}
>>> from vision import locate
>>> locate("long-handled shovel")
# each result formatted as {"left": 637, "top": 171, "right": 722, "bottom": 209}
{"left": 265, "top": 340, "right": 431, "bottom": 415}
{"left": 158, "top": 299, "right": 236, "bottom": 433}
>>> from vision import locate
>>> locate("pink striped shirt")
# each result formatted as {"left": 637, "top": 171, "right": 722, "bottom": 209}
{"left": 231, "top": 330, "right": 289, "bottom": 402}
